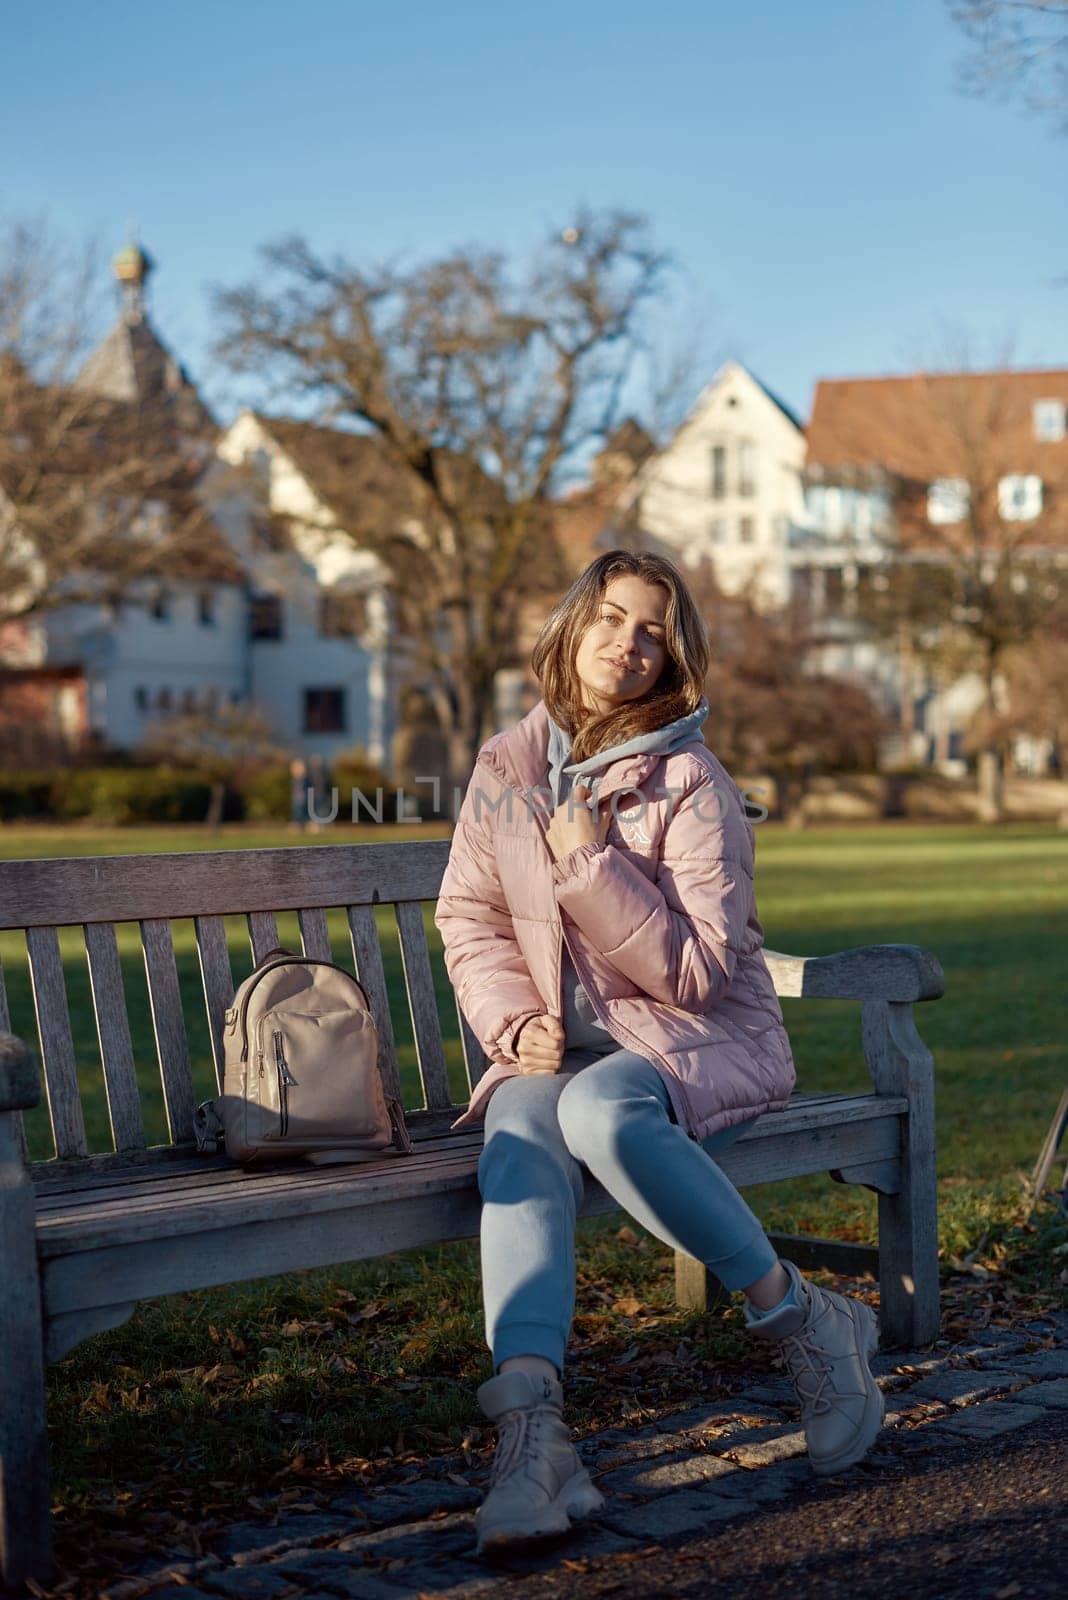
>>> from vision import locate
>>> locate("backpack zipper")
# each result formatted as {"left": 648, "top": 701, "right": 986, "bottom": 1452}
{"left": 273, "top": 1028, "right": 296, "bottom": 1136}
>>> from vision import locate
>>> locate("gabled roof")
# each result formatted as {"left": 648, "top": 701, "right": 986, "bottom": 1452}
{"left": 76, "top": 314, "right": 216, "bottom": 438}
{"left": 807, "top": 367, "right": 1068, "bottom": 480}
{"left": 252, "top": 414, "right": 508, "bottom": 535}
{"left": 749, "top": 371, "right": 804, "bottom": 433}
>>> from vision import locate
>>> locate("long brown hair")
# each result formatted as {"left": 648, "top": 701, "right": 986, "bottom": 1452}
{"left": 530, "top": 549, "right": 710, "bottom": 765}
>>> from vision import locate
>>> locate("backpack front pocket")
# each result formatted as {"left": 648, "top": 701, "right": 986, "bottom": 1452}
{"left": 256, "top": 1008, "right": 387, "bottom": 1144}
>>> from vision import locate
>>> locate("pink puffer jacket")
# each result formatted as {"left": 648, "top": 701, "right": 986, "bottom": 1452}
{"left": 434, "top": 699, "right": 796, "bottom": 1141}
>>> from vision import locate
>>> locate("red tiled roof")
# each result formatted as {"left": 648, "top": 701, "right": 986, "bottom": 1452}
{"left": 807, "top": 368, "right": 1068, "bottom": 481}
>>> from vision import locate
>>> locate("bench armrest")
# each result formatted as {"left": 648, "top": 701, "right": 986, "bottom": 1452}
{"left": 0, "top": 1033, "right": 41, "bottom": 1113}
{"left": 763, "top": 944, "right": 944, "bottom": 1003}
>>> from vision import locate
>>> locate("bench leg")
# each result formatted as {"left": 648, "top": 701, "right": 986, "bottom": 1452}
{"left": 0, "top": 1116, "right": 53, "bottom": 1588}
{"left": 862, "top": 1000, "right": 940, "bottom": 1348}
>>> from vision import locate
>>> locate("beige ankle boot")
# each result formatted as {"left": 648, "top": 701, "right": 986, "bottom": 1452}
{"left": 744, "top": 1258, "right": 885, "bottom": 1475}
{"left": 474, "top": 1370, "right": 604, "bottom": 1556}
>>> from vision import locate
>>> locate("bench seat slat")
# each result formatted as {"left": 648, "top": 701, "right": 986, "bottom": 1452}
{"left": 26, "top": 927, "right": 87, "bottom": 1159}
{"left": 194, "top": 916, "right": 234, "bottom": 1091}
{"left": 346, "top": 905, "right": 402, "bottom": 1102}
{"left": 34, "top": 1094, "right": 906, "bottom": 1258}
{"left": 83, "top": 924, "right": 145, "bottom": 1152}
{"left": 140, "top": 920, "right": 195, "bottom": 1144}
{"left": 395, "top": 902, "right": 451, "bottom": 1110}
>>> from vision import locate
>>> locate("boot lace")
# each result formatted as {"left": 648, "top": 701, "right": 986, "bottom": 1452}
{"left": 773, "top": 1333, "right": 835, "bottom": 1417}
{"left": 489, "top": 1407, "right": 543, "bottom": 1486}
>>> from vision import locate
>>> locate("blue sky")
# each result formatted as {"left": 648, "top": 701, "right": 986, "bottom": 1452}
{"left": 3, "top": 0, "right": 1065, "bottom": 434}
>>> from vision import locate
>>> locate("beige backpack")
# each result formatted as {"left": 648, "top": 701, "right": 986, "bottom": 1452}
{"left": 194, "top": 947, "right": 413, "bottom": 1165}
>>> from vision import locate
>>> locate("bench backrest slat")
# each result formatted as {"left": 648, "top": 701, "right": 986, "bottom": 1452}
{"left": 25, "top": 927, "right": 88, "bottom": 1159}
{"left": 140, "top": 919, "right": 196, "bottom": 1143}
{"left": 0, "top": 841, "right": 479, "bottom": 1162}
{"left": 345, "top": 904, "right": 403, "bottom": 1104}
{"left": 193, "top": 915, "right": 234, "bottom": 1092}
{"left": 83, "top": 922, "right": 146, "bottom": 1151}
{"left": 395, "top": 902, "right": 452, "bottom": 1110}
{"left": 456, "top": 1000, "right": 489, "bottom": 1090}
{"left": 247, "top": 912, "right": 279, "bottom": 965}
{"left": 297, "top": 908, "right": 333, "bottom": 963}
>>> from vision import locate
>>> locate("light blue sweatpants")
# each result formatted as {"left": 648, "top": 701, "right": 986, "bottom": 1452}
{"left": 478, "top": 1048, "right": 780, "bottom": 1373}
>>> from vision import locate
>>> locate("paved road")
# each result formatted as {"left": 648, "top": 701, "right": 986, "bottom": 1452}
{"left": 79, "top": 1317, "right": 1067, "bottom": 1600}
{"left": 498, "top": 1410, "right": 1068, "bottom": 1600}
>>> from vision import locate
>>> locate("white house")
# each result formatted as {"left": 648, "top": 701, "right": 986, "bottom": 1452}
{"left": 622, "top": 360, "right": 808, "bottom": 609}
{"left": 0, "top": 245, "right": 404, "bottom": 770}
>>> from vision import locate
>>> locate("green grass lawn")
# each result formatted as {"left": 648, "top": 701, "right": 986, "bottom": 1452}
{"left": 2, "top": 818, "right": 1065, "bottom": 1520}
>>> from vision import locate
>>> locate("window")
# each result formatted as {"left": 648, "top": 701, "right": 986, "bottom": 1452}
{"left": 805, "top": 484, "right": 826, "bottom": 525}
{"left": 156, "top": 687, "right": 172, "bottom": 712}
{"left": 180, "top": 687, "right": 197, "bottom": 713}
{"left": 710, "top": 444, "right": 727, "bottom": 499}
{"left": 304, "top": 687, "right": 347, "bottom": 734}
{"left": 739, "top": 515, "right": 755, "bottom": 544}
{"left": 927, "top": 478, "right": 970, "bottom": 525}
{"left": 150, "top": 587, "right": 171, "bottom": 621}
{"left": 824, "top": 567, "right": 845, "bottom": 609}
{"left": 198, "top": 589, "right": 216, "bottom": 626}
{"left": 737, "top": 441, "right": 756, "bottom": 497}
{"left": 134, "top": 685, "right": 149, "bottom": 712}
{"left": 998, "top": 474, "right": 1043, "bottom": 521}
{"left": 709, "top": 515, "right": 729, "bottom": 545}
{"left": 249, "top": 593, "right": 284, "bottom": 640}
{"left": 1034, "top": 400, "right": 1066, "bottom": 442}
{"left": 319, "top": 589, "right": 368, "bottom": 638}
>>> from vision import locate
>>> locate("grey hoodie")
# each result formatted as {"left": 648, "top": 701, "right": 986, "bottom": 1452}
{"left": 545, "top": 696, "right": 711, "bottom": 1051}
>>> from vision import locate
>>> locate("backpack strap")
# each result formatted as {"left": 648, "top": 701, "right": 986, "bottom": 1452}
{"left": 194, "top": 1098, "right": 225, "bottom": 1153}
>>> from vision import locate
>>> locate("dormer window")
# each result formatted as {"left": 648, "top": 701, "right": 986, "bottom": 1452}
{"left": 1033, "top": 400, "right": 1066, "bottom": 442}
{"left": 927, "top": 478, "right": 969, "bottom": 525}
{"left": 998, "top": 474, "right": 1043, "bottom": 521}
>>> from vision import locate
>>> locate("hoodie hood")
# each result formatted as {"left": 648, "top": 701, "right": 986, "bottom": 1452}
{"left": 547, "top": 695, "right": 710, "bottom": 809}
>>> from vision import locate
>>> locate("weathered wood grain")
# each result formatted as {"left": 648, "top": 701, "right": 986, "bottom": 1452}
{"left": 395, "top": 902, "right": 451, "bottom": 1110}
{"left": 193, "top": 915, "right": 234, "bottom": 1091}
{"left": 862, "top": 998, "right": 941, "bottom": 1345}
{"left": 246, "top": 911, "right": 280, "bottom": 965}
{"left": 25, "top": 928, "right": 86, "bottom": 1159}
{"left": 140, "top": 920, "right": 195, "bottom": 1144}
{"left": 297, "top": 907, "right": 334, "bottom": 962}
{"left": 345, "top": 904, "right": 402, "bottom": 1103}
{"left": 0, "top": 841, "right": 451, "bottom": 928}
{"left": 764, "top": 944, "right": 945, "bottom": 1003}
{"left": 83, "top": 924, "right": 145, "bottom": 1153}
{"left": 456, "top": 1001, "right": 489, "bottom": 1090}
{"left": 0, "top": 1112, "right": 53, "bottom": 1585}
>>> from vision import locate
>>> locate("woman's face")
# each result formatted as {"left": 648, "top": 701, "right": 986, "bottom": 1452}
{"left": 573, "top": 574, "right": 670, "bottom": 716}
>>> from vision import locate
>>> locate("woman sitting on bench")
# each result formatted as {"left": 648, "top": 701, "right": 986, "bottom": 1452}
{"left": 435, "top": 549, "right": 885, "bottom": 1556}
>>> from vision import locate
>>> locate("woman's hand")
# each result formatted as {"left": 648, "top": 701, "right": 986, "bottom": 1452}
{"left": 515, "top": 1014, "right": 565, "bottom": 1074}
{"left": 544, "top": 782, "right": 610, "bottom": 862}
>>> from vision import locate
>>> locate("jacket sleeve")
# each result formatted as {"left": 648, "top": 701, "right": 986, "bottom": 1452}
{"left": 551, "top": 771, "right": 754, "bottom": 1013}
{"left": 433, "top": 771, "right": 545, "bottom": 1068}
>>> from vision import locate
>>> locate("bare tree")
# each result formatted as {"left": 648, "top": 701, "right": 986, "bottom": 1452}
{"left": 949, "top": 1, "right": 1068, "bottom": 134}
{"left": 689, "top": 561, "right": 889, "bottom": 825}
{"left": 832, "top": 362, "right": 1068, "bottom": 819}
{"left": 211, "top": 209, "right": 670, "bottom": 786}
{"left": 0, "top": 216, "right": 224, "bottom": 629}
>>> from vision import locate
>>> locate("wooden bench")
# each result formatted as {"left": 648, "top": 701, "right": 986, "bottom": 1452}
{"left": 0, "top": 837, "right": 944, "bottom": 1587}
